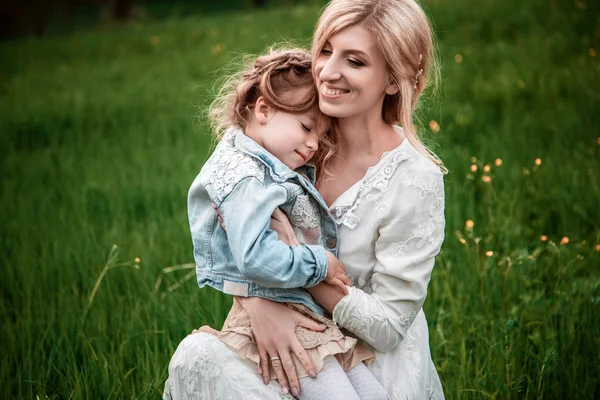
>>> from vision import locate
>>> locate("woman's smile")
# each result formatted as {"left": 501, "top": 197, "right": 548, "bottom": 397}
{"left": 320, "top": 84, "right": 351, "bottom": 99}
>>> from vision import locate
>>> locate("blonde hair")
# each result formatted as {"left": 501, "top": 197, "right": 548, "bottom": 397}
{"left": 209, "top": 48, "right": 337, "bottom": 178}
{"left": 312, "top": 0, "right": 444, "bottom": 169}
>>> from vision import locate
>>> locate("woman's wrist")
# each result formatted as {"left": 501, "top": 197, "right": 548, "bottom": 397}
{"left": 235, "top": 296, "right": 263, "bottom": 309}
{"left": 306, "top": 282, "right": 346, "bottom": 313}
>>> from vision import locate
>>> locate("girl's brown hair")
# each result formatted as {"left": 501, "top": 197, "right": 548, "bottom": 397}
{"left": 209, "top": 48, "right": 337, "bottom": 179}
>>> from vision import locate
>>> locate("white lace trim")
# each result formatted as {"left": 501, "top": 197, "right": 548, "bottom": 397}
{"left": 335, "top": 287, "right": 386, "bottom": 344}
{"left": 290, "top": 194, "right": 320, "bottom": 230}
{"left": 395, "top": 173, "right": 445, "bottom": 257}
{"left": 331, "top": 148, "right": 411, "bottom": 230}
{"left": 209, "top": 136, "right": 265, "bottom": 202}
{"left": 290, "top": 193, "right": 322, "bottom": 245}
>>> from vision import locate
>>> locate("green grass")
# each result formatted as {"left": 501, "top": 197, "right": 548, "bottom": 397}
{"left": 1, "top": 0, "right": 599, "bottom": 398}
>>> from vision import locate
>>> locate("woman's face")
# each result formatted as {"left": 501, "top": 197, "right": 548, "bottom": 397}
{"left": 314, "top": 24, "right": 392, "bottom": 120}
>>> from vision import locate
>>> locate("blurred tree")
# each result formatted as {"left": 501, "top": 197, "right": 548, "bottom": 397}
{"left": 111, "top": 0, "right": 136, "bottom": 20}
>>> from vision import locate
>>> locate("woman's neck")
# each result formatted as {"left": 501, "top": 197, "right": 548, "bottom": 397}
{"left": 336, "top": 113, "right": 403, "bottom": 160}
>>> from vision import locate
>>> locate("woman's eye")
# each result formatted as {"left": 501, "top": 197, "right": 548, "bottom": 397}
{"left": 320, "top": 48, "right": 332, "bottom": 55}
{"left": 348, "top": 58, "right": 365, "bottom": 67}
{"left": 301, "top": 123, "right": 312, "bottom": 132}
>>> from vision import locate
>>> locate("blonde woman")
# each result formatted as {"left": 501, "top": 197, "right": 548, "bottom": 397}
{"left": 165, "top": 0, "right": 445, "bottom": 398}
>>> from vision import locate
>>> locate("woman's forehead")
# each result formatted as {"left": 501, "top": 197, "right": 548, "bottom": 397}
{"left": 325, "top": 25, "right": 376, "bottom": 52}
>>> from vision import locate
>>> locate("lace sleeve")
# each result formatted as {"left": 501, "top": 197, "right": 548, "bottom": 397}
{"left": 333, "top": 163, "right": 445, "bottom": 351}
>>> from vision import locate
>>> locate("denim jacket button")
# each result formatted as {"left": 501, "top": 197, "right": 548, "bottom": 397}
{"left": 326, "top": 237, "right": 337, "bottom": 249}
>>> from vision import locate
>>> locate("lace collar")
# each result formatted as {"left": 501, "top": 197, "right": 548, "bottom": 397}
{"left": 330, "top": 139, "right": 413, "bottom": 229}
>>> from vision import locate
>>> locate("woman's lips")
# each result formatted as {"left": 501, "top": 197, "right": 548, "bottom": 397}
{"left": 320, "top": 85, "right": 350, "bottom": 99}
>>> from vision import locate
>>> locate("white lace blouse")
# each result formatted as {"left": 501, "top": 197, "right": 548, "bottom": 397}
{"left": 164, "top": 136, "right": 446, "bottom": 400}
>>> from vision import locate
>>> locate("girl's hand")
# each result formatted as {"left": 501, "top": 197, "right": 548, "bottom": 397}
{"left": 214, "top": 204, "right": 298, "bottom": 249}
{"left": 269, "top": 208, "right": 350, "bottom": 294}
{"left": 325, "top": 251, "right": 351, "bottom": 295}
{"left": 237, "top": 296, "right": 325, "bottom": 396}
{"left": 269, "top": 208, "right": 299, "bottom": 246}
{"left": 212, "top": 203, "right": 226, "bottom": 230}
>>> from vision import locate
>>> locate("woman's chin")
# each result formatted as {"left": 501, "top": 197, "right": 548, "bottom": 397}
{"left": 319, "top": 102, "right": 353, "bottom": 119}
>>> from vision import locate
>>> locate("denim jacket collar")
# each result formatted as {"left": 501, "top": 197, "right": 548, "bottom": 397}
{"left": 231, "top": 127, "right": 317, "bottom": 185}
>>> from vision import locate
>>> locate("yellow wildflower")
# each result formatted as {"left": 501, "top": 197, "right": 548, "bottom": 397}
{"left": 494, "top": 158, "right": 503, "bottom": 167}
{"left": 560, "top": 237, "right": 569, "bottom": 245}
{"left": 470, "top": 164, "right": 478, "bottom": 172}
{"left": 481, "top": 175, "right": 491, "bottom": 183}
{"left": 465, "top": 220, "right": 474, "bottom": 230}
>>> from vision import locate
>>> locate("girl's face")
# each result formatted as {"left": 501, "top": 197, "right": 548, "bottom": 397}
{"left": 253, "top": 97, "right": 322, "bottom": 170}
{"left": 314, "top": 24, "right": 394, "bottom": 120}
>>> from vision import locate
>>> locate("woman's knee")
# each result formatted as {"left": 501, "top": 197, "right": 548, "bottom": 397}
{"left": 168, "top": 332, "right": 222, "bottom": 375}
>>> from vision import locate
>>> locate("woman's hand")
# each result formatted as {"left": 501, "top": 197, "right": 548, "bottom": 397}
{"left": 237, "top": 296, "right": 325, "bottom": 396}
{"left": 324, "top": 251, "right": 351, "bottom": 295}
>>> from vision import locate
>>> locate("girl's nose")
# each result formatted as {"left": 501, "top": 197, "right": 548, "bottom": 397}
{"left": 306, "top": 134, "right": 318, "bottom": 150}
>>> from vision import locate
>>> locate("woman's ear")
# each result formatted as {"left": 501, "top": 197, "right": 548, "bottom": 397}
{"left": 385, "top": 75, "right": 400, "bottom": 95}
{"left": 385, "top": 81, "right": 399, "bottom": 95}
{"left": 254, "top": 96, "right": 270, "bottom": 125}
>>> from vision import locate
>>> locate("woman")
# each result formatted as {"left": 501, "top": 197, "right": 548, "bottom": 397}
{"left": 165, "top": 0, "right": 445, "bottom": 398}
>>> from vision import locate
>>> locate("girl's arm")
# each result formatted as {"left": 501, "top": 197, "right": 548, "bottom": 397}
{"left": 212, "top": 176, "right": 328, "bottom": 289}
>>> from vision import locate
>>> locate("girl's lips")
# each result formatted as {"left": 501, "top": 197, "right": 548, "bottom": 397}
{"left": 295, "top": 150, "right": 307, "bottom": 162}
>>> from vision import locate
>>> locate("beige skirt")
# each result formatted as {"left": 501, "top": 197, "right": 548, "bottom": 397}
{"left": 193, "top": 298, "right": 374, "bottom": 380}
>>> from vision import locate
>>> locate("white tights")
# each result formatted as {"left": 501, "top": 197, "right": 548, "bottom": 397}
{"left": 297, "top": 356, "right": 388, "bottom": 400}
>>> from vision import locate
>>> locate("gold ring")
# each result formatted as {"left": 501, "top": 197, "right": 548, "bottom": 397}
{"left": 270, "top": 356, "right": 280, "bottom": 361}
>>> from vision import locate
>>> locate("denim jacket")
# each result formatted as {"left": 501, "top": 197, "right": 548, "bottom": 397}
{"left": 187, "top": 128, "right": 339, "bottom": 315}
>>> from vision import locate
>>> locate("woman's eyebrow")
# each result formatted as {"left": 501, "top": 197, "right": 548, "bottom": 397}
{"left": 344, "top": 49, "right": 370, "bottom": 60}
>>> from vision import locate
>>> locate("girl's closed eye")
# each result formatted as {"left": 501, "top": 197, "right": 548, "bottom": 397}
{"left": 320, "top": 48, "right": 332, "bottom": 56}
{"left": 301, "top": 123, "right": 313, "bottom": 132}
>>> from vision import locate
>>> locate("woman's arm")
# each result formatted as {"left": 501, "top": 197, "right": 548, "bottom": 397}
{"left": 332, "top": 164, "right": 445, "bottom": 352}
{"left": 305, "top": 282, "right": 344, "bottom": 313}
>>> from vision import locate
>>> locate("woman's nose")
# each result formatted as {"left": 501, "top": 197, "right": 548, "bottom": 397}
{"left": 317, "top": 56, "right": 341, "bottom": 82}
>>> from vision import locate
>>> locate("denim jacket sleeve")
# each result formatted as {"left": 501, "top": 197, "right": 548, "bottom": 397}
{"left": 217, "top": 176, "right": 328, "bottom": 289}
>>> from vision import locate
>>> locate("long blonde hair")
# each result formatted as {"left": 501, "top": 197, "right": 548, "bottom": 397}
{"left": 209, "top": 48, "right": 337, "bottom": 178}
{"left": 312, "top": 0, "right": 444, "bottom": 169}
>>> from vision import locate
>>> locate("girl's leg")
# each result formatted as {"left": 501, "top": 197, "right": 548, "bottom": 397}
{"left": 345, "top": 362, "right": 389, "bottom": 399}
{"left": 297, "top": 356, "right": 359, "bottom": 400}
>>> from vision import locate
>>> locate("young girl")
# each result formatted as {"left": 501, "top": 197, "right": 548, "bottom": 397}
{"left": 186, "top": 48, "right": 388, "bottom": 399}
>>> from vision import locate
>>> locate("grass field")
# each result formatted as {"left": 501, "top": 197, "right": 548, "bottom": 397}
{"left": 1, "top": 0, "right": 599, "bottom": 398}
